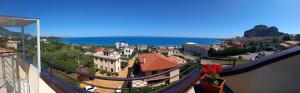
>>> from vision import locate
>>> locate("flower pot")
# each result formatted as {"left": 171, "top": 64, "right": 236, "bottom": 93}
{"left": 200, "top": 75, "right": 225, "bottom": 93}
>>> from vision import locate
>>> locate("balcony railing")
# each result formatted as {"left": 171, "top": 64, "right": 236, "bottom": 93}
{"left": 41, "top": 59, "right": 201, "bottom": 93}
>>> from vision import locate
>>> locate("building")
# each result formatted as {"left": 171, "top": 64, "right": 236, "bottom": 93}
{"left": 137, "top": 45, "right": 148, "bottom": 51}
{"left": 0, "top": 47, "right": 16, "bottom": 57}
{"left": 182, "top": 42, "right": 209, "bottom": 57}
{"left": 115, "top": 42, "right": 129, "bottom": 50}
{"left": 93, "top": 48, "right": 121, "bottom": 73}
{"left": 280, "top": 41, "right": 300, "bottom": 49}
{"left": 133, "top": 53, "right": 180, "bottom": 87}
{"left": 122, "top": 46, "right": 135, "bottom": 57}
{"left": 6, "top": 40, "right": 20, "bottom": 49}
{"left": 157, "top": 46, "right": 179, "bottom": 56}
{"left": 168, "top": 56, "right": 186, "bottom": 64}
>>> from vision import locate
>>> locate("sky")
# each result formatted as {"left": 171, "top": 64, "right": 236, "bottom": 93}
{"left": 0, "top": 0, "right": 299, "bottom": 38}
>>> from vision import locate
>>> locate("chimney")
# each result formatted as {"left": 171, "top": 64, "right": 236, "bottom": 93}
{"left": 143, "top": 58, "right": 146, "bottom": 64}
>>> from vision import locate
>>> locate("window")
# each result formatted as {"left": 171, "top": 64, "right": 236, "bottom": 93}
{"left": 111, "top": 68, "right": 113, "bottom": 72}
{"left": 111, "top": 60, "right": 113, "bottom": 64}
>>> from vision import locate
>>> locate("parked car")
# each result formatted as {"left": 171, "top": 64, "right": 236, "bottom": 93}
{"left": 84, "top": 85, "right": 98, "bottom": 92}
{"left": 116, "top": 86, "right": 122, "bottom": 93}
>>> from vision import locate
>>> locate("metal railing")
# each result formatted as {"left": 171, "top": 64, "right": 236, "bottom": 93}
{"left": 0, "top": 54, "right": 33, "bottom": 93}
{"left": 42, "top": 59, "right": 201, "bottom": 93}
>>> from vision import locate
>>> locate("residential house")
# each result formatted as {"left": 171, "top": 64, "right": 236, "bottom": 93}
{"left": 280, "top": 41, "right": 300, "bottom": 49}
{"left": 115, "top": 42, "right": 128, "bottom": 50}
{"left": 133, "top": 53, "right": 180, "bottom": 87}
{"left": 6, "top": 40, "right": 20, "bottom": 49}
{"left": 182, "top": 42, "right": 209, "bottom": 57}
{"left": 0, "top": 47, "right": 16, "bottom": 57}
{"left": 168, "top": 56, "right": 186, "bottom": 65}
{"left": 137, "top": 45, "right": 148, "bottom": 51}
{"left": 157, "top": 46, "right": 179, "bottom": 56}
{"left": 93, "top": 48, "right": 121, "bottom": 73}
{"left": 123, "top": 46, "right": 135, "bottom": 57}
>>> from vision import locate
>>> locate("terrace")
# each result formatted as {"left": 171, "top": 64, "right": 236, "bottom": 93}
{"left": 1, "top": 16, "right": 300, "bottom": 93}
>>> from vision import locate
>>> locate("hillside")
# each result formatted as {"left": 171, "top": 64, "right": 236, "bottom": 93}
{"left": 244, "top": 25, "right": 287, "bottom": 37}
{"left": 0, "top": 26, "right": 30, "bottom": 39}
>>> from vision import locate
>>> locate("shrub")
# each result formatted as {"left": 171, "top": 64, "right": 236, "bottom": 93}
{"left": 238, "top": 56, "right": 242, "bottom": 59}
{"left": 107, "top": 72, "right": 113, "bottom": 76}
{"left": 121, "top": 61, "right": 128, "bottom": 69}
{"left": 96, "top": 68, "right": 101, "bottom": 72}
{"left": 113, "top": 72, "right": 119, "bottom": 76}
{"left": 100, "top": 70, "right": 107, "bottom": 74}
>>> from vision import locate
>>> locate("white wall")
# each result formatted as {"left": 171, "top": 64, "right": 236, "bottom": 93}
{"left": 223, "top": 54, "right": 300, "bottom": 93}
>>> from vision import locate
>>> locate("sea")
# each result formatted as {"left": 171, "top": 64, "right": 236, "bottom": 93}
{"left": 56, "top": 37, "right": 220, "bottom": 46}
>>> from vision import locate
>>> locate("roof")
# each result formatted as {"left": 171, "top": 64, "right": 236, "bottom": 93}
{"left": 168, "top": 56, "right": 185, "bottom": 64}
{"left": 0, "top": 47, "right": 16, "bottom": 56}
{"left": 95, "top": 47, "right": 105, "bottom": 52}
{"left": 0, "top": 47, "right": 15, "bottom": 53}
{"left": 284, "top": 41, "right": 300, "bottom": 45}
{"left": 0, "top": 15, "right": 38, "bottom": 27}
{"left": 138, "top": 53, "right": 179, "bottom": 72}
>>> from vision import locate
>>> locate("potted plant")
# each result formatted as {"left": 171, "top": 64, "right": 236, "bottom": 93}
{"left": 200, "top": 64, "right": 225, "bottom": 93}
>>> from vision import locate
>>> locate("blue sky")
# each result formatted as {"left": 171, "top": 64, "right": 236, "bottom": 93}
{"left": 0, "top": 0, "right": 299, "bottom": 38}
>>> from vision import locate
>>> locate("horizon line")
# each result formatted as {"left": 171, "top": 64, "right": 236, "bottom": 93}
{"left": 56, "top": 36, "right": 225, "bottom": 39}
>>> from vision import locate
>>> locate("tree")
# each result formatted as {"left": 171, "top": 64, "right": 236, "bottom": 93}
{"left": 282, "top": 36, "right": 291, "bottom": 41}
{"left": 121, "top": 61, "right": 128, "bottom": 69}
{"left": 161, "top": 52, "right": 168, "bottom": 56}
{"left": 207, "top": 48, "right": 217, "bottom": 57}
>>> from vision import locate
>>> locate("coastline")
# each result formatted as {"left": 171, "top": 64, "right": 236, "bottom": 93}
{"left": 54, "top": 36, "right": 221, "bottom": 46}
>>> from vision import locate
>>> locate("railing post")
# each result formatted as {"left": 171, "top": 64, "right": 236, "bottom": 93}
{"left": 129, "top": 78, "right": 132, "bottom": 93}
{"left": 48, "top": 61, "right": 52, "bottom": 73}
{"left": 12, "top": 56, "right": 16, "bottom": 93}
{"left": 233, "top": 60, "right": 236, "bottom": 69}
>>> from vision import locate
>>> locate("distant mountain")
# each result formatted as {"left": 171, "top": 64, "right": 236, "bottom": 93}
{"left": 244, "top": 25, "right": 287, "bottom": 37}
{"left": 0, "top": 26, "right": 30, "bottom": 39}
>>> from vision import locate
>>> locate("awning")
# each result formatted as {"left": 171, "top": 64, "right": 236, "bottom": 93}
{"left": 0, "top": 15, "right": 38, "bottom": 27}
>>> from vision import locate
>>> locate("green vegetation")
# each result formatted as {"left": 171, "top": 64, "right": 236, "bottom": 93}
{"left": 208, "top": 46, "right": 256, "bottom": 57}
{"left": 236, "top": 59, "right": 249, "bottom": 64}
{"left": 51, "top": 69, "right": 80, "bottom": 87}
{"left": 282, "top": 35, "right": 292, "bottom": 41}
{"left": 129, "top": 49, "right": 138, "bottom": 59}
{"left": 121, "top": 61, "right": 129, "bottom": 69}
{"left": 161, "top": 52, "right": 168, "bottom": 56}
{"left": 41, "top": 42, "right": 95, "bottom": 75}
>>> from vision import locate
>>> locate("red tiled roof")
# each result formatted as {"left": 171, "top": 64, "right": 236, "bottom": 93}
{"left": 168, "top": 56, "right": 185, "bottom": 64}
{"left": 0, "top": 47, "right": 15, "bottom": 53}
{"left": 95, "top": 47, "right": 105, "bottom": 52}
{"left": 0, "top": 47, "right": 15, "bottom": 56}
{"left": 138, "top": 53, "right": 179, "bottom": 72}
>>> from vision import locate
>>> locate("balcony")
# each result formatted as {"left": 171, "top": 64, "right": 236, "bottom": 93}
{"left": 1, "top": 16, "right": 300, "bottom": 93}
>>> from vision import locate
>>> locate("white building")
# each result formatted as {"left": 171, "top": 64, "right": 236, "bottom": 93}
{"left": 123, "top": 46, "right": 135, "bottom": 57}
{"left": 182, "top": 42, "right": 209, "bottom": 57}
{"left": 115, "top": 42, "right": 128, "bottom": 50}
{"left": 157, "top": 46, "right": 179, "bottom": 56}
{"left": 93, "top": 48, "right": 121, "bottom": 72}
{"left": 137, "top": 45, "right": 148, "bottom": 51}
{"left": 6, "top": 40, "right": 20, "bottom": 49}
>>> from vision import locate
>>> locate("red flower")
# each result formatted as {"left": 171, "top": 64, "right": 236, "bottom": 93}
{"left": 212, "top": 64, "right": 218, "bottom": 69}
{"left": 216, "top": 65, "right": 222, "bottom": 72}
{"left": 201, "top": 68, "right": 208, "bottom": 73}
{"left": 210, "top": 68, "right": 217, "bottom": 75}
{"left": 204, "top": 64, "right": 210, "bottom": 69}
